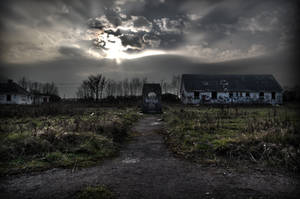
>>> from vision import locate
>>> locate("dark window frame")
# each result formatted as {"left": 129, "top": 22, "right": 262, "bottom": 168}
{"left": 246, "top": 92, "right": 250, "bottom": 97}
{"left": 272, "top": 92, "right": 276, "bottom": 100}
{"left": 212, "top": 91, "right": 217, "bottom": 99}
{"left": 229, "top": 92, "right": 233, "bottom": 98}
{"left": 6, "top": 94, "right": 11, "bottom": 101}
{"left": 194, "top": 91, "right": 199, "bottom": 99}
{"left": 259, "top": 92, "right": 264, "bottom": 97}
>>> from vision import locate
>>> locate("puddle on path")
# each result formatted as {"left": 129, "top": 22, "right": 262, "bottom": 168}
{"left": 122, "top": 158, "right": 140, "bottom": 164}
{"left": 151, "top": 122, "right": 161, "bottom": 126}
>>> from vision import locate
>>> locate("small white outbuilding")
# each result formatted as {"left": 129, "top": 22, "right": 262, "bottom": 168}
{"left": 0, "top": 80, "right": 32, "bottom": 104}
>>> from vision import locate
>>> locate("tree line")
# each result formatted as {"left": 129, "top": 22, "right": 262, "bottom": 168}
{"left": 76, "top": 74, "right": 181, "bottom": 101}
{"left": 18, "top": 77, "right": 59, "bottom": 96}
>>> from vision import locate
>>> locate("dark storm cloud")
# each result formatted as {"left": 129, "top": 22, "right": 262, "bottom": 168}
{"left": 120, "top": 34, "right": 143, "bottom": 48}
{"left": 2, "top": 0, "right": 297, "bottom": 57}
{"left": 182, "top": 0, "right": 298, "bottom": 48}
{"left": 87, "top": 7, "right": 187, "bottom": 52}
{"left": 83, "top": 0, "right": 298, "bottom": 56}
{"left": 88, "top": 18, "right": 105, "bottom": 30}
{"left": 58, "top": 46, "right": 85, "bottom": 57}
{"left": 134, "top": 16, "right": 151, "bottom": 27}
{"left": 0, "top": 0, "right": 115, "bottom": 32}
{"left": 119, "top": 0, "right": 185, "bottom": 20}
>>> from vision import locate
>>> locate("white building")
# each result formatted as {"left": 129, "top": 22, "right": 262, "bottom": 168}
{"left": 180, "top": 74, "right": 283, "bottom": 105}
{"left": 0, "top": 80, "right": 32, "bottom": 104}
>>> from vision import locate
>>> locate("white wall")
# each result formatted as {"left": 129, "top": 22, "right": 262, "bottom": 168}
{"left": 0, "top": 94, "right": 32, "bottom": 104}
{"left": 180, "top": 89, "right": 283, "bottom": 104}
{"left": 0, "top": 95, "right": 6, "bottom": 104}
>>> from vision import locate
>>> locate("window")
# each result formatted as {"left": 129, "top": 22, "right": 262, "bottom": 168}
{"left": 229, "top": 92, "right": 233, "bottom": 98}
{"left": 6, "top": 95, "right": 11, "bottom": 101}
{"left": 194, "top": 91, "right": 199, "bottom": 99}
{"left": 246, "top": 92, "right": 250, "bottom": 97}
{"left": 272, "top": 92, "right": 276, "bottom": 99}
{"left": 259, "top": 92, "right": 264, "bottom": 98}
{"left": 212, "top": 91, "right": 217, "bottom": 99}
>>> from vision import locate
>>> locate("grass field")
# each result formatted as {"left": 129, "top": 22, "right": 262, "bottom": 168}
{"left": 162, "top": 103, "right": 300, "bottom": 171}
{"left": 1, "top": 102, "right": 299, "bottom": 176}
{"left": 0, "top": 104, "right": 141, "bottom": 176}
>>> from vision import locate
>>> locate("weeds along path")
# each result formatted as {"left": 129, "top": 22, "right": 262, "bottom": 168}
{"left": 1, "top": 116, "right": 299, "bottom": 199}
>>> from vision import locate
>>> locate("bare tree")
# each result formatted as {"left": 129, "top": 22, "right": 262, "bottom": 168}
{"left": 77, "top": 74, "right": 108, "bottom": 101}
{"left": 105, "top": 79, "right": 116, "bottom": 97}
{"left": 130, "top": 78, "right": 138, "bottom": 96}
{"left": 18, "top": 76, "right": 58, "bottom": 95}
{"left": 123, "top": 79, "right": 129, "bottom": 96}
{"left": 76, "top": 86, "right": 84, "bottom": 99}
{"left": 83, "top": 80, "right": 91, "bottom": 99}
{"left": 29, "top": 82, "right": 44, "bottom": 93}
{"left": 77, "top": 80, "right": 90, "bottom": 99}
{"left": 18, "top": 77, "right": 30, "bottom": 91}
{"left": 171, "top": 75, "right": 181, "bottom": 96}
{"left": 42, "top": 82, "right": 58, "bottom": 95}
{"left": 116, "top": 81, "right": 123, "bottom": 96}
{"left": 99, "top": 76, "right": 106, "bottom": 99}
{"left": 86, "top": 74, "right": 105, "bottom": 101}
{"left": 160, "top": 80, "right": 167, "bottom": 94}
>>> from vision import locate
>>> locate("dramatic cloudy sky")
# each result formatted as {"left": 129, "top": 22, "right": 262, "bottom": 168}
{"left": 0, "top": 0, "right": 299, "bottom": 97}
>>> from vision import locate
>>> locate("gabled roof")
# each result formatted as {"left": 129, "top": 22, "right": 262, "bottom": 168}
{"left": 0, "top": 80, "right": 29, "bottom": 95}
{"left": 181, "top": 74, "right": 283, "bottom": 92}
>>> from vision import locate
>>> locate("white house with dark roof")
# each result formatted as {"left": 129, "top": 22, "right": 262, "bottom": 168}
{"left": 180, "top": 74, "right": 283, "bottom": 105}
{"left": 0, "top": 80, "right": 33, "bottom": 104}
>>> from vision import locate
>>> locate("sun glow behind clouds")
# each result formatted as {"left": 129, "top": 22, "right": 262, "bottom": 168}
{"left": 88, "top": 30, "right": 166, "bottom": 63}
{"left": 87, "top": 47, "right": 167, "bottom": 64}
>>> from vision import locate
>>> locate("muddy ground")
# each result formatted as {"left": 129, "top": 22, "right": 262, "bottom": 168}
{"left": 0, "top": 116, "right": 299, "bottom": 199}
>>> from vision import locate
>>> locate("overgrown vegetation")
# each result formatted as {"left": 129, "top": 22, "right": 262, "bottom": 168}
{"left": 76, "top": 185, "right": 115, "bottom": 199}
{"left": 162, "top": 103, "right": 300, "bottom": 172}
{"left": 0, "top": 104, "right": 141, "bottom": 176}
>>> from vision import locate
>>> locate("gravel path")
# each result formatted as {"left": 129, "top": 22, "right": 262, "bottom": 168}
{"left": 1, "top": 116, "right": 299, "bottom": 199}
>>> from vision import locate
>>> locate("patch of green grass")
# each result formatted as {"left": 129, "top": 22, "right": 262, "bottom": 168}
{"left": 162, "top": 103, "right": 300, "bottom": 171}
{"left": 0, "top": 106, "right": 142, "bottom": 176}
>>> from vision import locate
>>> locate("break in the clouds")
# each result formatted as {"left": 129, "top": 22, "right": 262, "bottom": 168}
{"left": 0, "top": 0, "right": 299, "bottom": 97}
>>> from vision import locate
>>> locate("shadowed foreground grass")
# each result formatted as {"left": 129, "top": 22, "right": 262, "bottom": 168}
{"left": 75, "top": 185, "right": 115, "bottom": 199}
{"left": 162, "top": 103, "right": 300, "bottom": 171}
{"left": 0, "top": 104, "right": 141, "bottom": 176}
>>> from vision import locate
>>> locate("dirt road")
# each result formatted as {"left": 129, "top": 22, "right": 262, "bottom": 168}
{"left": 1, "top": 116, "right": 299, "bottom": 199}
